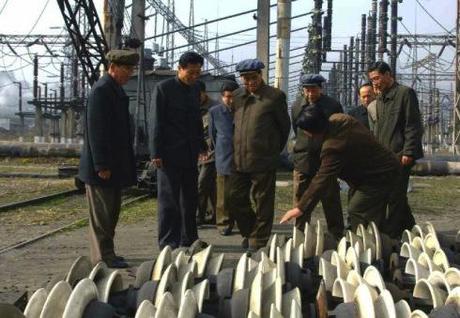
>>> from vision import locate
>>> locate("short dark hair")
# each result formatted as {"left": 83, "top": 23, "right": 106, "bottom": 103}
{"left": 367, "top": 61, "right": 392, "bottom": 75}
{"left": 296, "top": 105, "right": 329, "bottom": 134}
{"left": 359, "top": 82, "right": 373, "bottom": 91}
{"left": 178, "top": 51, "right": 204, "bottom": 68}
{"left": 220, "top": 81, "right": 239, "bottom": 94}
{"left": 197, "top": 80, "right": 206, "bottom": 92}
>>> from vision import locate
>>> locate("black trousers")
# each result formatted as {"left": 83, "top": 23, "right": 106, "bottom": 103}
{"left": 382, "top": 166, "right": 416, "bottom": 238}
{"left": 197, "top": 162, "right": 217, "bottom": 221}
{"left": 157, "top": 164, "right": 199, "bottom": 249}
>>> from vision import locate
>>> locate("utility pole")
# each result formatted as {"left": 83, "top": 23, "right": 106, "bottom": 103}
{"left": 361, "top": 14, "right": 367, "bottom": 72}
{"left": 274, "top": 0, "right": 291, "bottom": 94}
{"left": 131, "top": 0, "right": 146, "bottom": 153}
{"left": 103, "top": 0, "right": 125, "bottom": 50}
{"left": 13, "top": 82, "right": 24, "bottom": 140}
{"left": 454, "top": 0, "right": 460, "bottom": 154}
{"left": 390, "top": 0, "right": 399, "bottom": 76}
{"left": 378, "top": 0, "right": 389, "bottom": 61}
{"left": 257, "top": 0, "right": 270, "bottom": 82}
{"left": 33, "top": 54, "right": 44, "bottom": 143}
{"left": 348, "top": 38, "right": 354, "bottom": 107}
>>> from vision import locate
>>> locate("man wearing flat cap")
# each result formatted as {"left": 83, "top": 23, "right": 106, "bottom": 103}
{"left": 290, "top": 73, "right": 344, "bottom": 239}
{"left": 79, "top": 49, "right": 139, "bottom": 268}
{"left": 227, "top": 58, "right": 290, "bottom": 251}
{"left": 281, "top": 106, "right": 401, "bottom": 235}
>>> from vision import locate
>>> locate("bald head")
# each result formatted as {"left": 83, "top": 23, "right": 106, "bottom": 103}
{"left": 359, "top": 84, "right": 375, "bottom": 108}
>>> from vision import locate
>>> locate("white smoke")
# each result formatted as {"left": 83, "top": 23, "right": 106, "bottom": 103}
{"left": 0, "top": 72, "right": 32, "bottom": 118}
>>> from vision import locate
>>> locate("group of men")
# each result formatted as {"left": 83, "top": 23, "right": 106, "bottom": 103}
{"left": 79, "top": 48, "right": 423, "bottom": 268}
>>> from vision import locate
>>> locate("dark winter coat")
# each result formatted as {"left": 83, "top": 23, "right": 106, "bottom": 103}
{"left": 149, "top": 77, "right": 207, "bottom": 168}
{"left": 232, "top": 84, "right": 291, "bottom": 173}
{"left": 291, "top": 94, "right": 343, "bottom": 174}
{"left": 374, "top": 82, "right": 424, "bottom": 160}
{"left": 79, "top": 74, "right": 136, "bottom": 187}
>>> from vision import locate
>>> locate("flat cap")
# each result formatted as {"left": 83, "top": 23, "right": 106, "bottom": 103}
{"left": 300, "top": 73, "right": 326, "bottom": 87}
{"left": 235, "top": 58, "right": 265, "bottom": 74}
{"left": 105, "top": 49, "right": 139, "bottom": 66}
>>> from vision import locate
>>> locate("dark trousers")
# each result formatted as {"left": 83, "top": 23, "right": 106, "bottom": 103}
{"left": 216, "top": 174, "right": 233, "bottom": 229}
{"left": 293, "top": 169, "right": 344, "bottom": 238}
{"left": 348, "top": 181, "right": 394, "bottom": 232}
{"left": 157, "top": 165, "right": 199, "bottom": 249}
{"left": 227, "top": 170, "right": 276, "bottom": 248}
{"left": 382, "top": 166, "right": 416, "bottom": 238}
{"left": 197, "top": 162, "right": 217, "bottom": 221}
{"left": 86, "top": 184, "right": 121, "bottom": 265}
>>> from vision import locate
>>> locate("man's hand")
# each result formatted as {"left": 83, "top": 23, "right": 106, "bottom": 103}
{"left": 280, "top": 207, "right": 303, "bottom": 224}
{"left": 198, "top": 152, "right": 208, "bottom": 162}
{"left": 97, "top": 169, "right": 112, "bottom": 180}
{"left": 151, "top": 158, "right": 163, "bottom": 169}
{"left": 401, "top": 155, "right": 414, "bottom": 166}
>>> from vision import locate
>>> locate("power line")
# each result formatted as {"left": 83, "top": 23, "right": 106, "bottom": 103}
{"left": 0, "top": 0, "right": 9, "bottom": 16}
{"left": 414, "top": 0, "right": 454, "bottom": 36}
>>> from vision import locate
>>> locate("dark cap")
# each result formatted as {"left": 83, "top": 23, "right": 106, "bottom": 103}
{"left": 296, "top": 105, "right": 329, "bottom": 133}
{"left": 105, "top": 49, "right": 139, "bottom": 66}
{"left": 300, "top": 74, "right": 326, "bottom": 87}
{"left": 235, "top": 58, "right": 265, "bottom": 75}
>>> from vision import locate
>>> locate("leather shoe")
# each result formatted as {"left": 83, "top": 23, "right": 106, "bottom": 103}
{"left": 219, "top": 226, "right": 233, "bottom": 236}
{"left": 241, "top": 238, "right": 249, "bottom": 249}
{"left": 114, "top": 255, "right": 125, "bottom": 262}
{"left": 106, "top": 258, "right": 129, "bottom": 269}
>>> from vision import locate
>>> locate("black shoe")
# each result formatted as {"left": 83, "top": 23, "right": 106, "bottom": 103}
{"left": 219, "top": 226, "right": 233, "bottom": 236}
{"left": 196, "top": 217, "right": 205, "bottom": 226}
{"left": 106, "top": 258, "right": 129, "bottom": 269}
{"left": 114, "top": 255, "right": 125, "bottom": 262}
{"left": 241, "top": 238, "right": 249, "bottom": 249}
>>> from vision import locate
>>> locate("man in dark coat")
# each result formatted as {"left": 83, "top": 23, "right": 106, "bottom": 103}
{"left": 290, "top": 74, "right": 344, "bottom": 238}
{"left": 368, "top": 61, "right": 424, "bottom": 238}
{"left": 196, "top": 80, "right": 220, "bottom": 225}
{"left": 227, "top": 59, "right": 291, "bottom": 250}
{"left": 281, "top": 106, "right": 401, "bottom": 233}
{"left": 348, "top": 83, "right": 375, "bottom": 129}
{"left": 79, "top": 49, "right": 139, "bottom": 268}
{"left": 149, "top": 51, "right": 208, "bottom": 249}
{"left": 209, "top": 81, "right": 240, "bottom": 236}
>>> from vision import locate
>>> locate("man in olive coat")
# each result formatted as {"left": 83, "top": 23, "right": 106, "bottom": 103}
{"left": 196, "top": 80, "right": 220, "bottom": 225}
{"left": 149, "top": 52, "right": 208, "bottom": 249}
{"left": 291, "top": 74, "right": 344, "bottom": 238}
{"left": 368, "top": 61, "right": 423, "bottom": 238}
{"left": 281, "top": 106, "right": 401, "bottom": 232}
{"left": 79, "top": 49, "right": 139, "bottom": 268}
{"left": 227, "top": 59, "right": 291, "bottom": 250}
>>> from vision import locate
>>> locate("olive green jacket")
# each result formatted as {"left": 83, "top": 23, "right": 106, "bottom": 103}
{"left": 232, "top": 84, "right": 291, "bottom": 172}
{"left": 374, "top": 83, "right": 424, "bottom": 160}
{"left": 298, "top": 114, "right": 401, "bottom": 213}
{"left": 291, "top": 94, "right": 343, "bottom": 174}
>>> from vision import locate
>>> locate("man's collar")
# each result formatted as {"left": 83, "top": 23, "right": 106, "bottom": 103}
{"left": 381, "top": 82, "right": 398, "bottom": 101}
{"left": 243, "top": 83, "right": 267, "bottom": 99}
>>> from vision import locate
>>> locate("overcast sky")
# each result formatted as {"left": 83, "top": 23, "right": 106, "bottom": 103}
{"left": 0, "top": 0, "right": 456, "bottom": 113}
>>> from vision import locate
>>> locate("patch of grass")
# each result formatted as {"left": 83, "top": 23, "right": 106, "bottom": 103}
{"left": 0, "top": 195, "right": 87, "bottom": 225}
{"left": 408, "top": 176, "right": 460, "bottom": 215}
{"left": 0, "top": 177, "right": 76, "bottom": 205}
{"left": 120, "top": 198, "right": 156, "bottom": 224}
{"left": 0, "top": 157, "right": 79, "bottom": 174}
